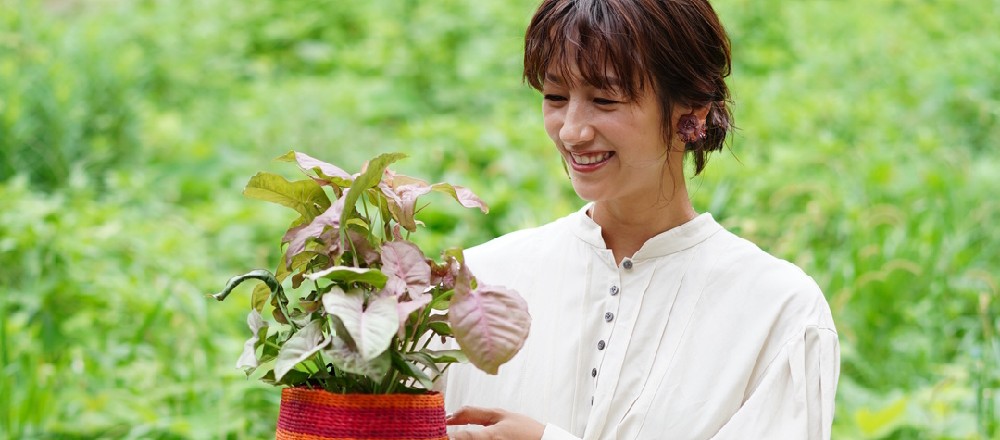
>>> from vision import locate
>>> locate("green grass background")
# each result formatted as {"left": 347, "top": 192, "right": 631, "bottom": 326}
{"left": 1, "top": 0, "right": 998, "bottom": 438}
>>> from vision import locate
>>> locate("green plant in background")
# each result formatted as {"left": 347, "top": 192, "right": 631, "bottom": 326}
{"left": 210, "top": 151, "right": 530, "bottom": 393}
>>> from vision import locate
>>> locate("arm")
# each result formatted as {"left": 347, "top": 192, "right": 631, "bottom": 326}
{"left": 710, "top": 325, "right": 840, "bottom": 440}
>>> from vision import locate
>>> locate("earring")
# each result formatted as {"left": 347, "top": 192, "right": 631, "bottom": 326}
{"left": 677, "top": 113, "right": 707, "bottom": 144}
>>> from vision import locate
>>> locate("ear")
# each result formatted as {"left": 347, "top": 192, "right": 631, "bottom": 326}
{"left": 691, "top": 104, "right": 711, "bottom": 125}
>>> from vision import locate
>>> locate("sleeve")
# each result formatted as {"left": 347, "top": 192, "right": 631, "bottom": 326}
{"left": 541, "top": 424, "right": 582, "bottom": 440}
{"left": 710, "top": 325, "right": 840, "bottom": 440}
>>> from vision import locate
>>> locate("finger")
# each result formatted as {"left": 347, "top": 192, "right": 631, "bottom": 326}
{"left": 446, "top": 406, "right": 504, "bottom": 426}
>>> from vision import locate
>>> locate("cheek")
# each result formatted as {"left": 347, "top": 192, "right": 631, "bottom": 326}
{"left": 542, "top": 112, "right": 562, "bottom": 142}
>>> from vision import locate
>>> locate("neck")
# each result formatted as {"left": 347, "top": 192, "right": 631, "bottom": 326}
{"left": 590, "top": 187, "right": 697, "bottom": 264}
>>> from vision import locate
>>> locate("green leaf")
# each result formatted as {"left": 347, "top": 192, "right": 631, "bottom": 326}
{"left": 427, "top": 321, "right": 452, "bottom": 336}
{"left": 403, "top": 351, "right": 442, "bottom": 376}
{"left": 251, "top": 283, "right": 270, "bottom": 313}
{"left": 211, "top": 269, "right": 282, "bottom": 303}
{"left": 306, "top": 266, "right": 388, "bottom": 288}
{"left": 339, "top": 152, "right": 407, "bottom": 233}
{"left": 391, "top": 351, "right": 434, "bottom": 389}
{"left": 422, "top": 349, "right": 468, "bottom": 364}
{"left": 430, "top": 291, "right": 454, "bottom": 311}
{"left": 321, "top": 287, "right": 399, "bottom": 361}
{"left": 274, "top": 320, "right": 329, "bottom": 381}
{"left": 243, "top": 172, "right": 331, "bottom": 218}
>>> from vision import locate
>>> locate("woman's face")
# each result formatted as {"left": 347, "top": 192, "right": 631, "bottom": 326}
{"left": 542, "top": 66, "right": 685, "bottom": 206}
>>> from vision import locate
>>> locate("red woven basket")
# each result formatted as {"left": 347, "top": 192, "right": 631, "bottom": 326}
{"left": 276, "top": 387, "right": 447, "bottom": 440}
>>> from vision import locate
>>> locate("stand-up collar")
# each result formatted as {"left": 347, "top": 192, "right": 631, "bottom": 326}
{"left": 568, "top": 202, "right": 723, "bottom": 259}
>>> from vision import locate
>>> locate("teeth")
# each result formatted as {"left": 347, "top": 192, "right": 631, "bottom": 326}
{"left": 572, "top": 152, "right": 612, "bottom": 165}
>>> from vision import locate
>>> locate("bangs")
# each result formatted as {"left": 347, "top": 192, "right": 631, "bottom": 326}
{"left": 524, "top": 0, "right": 648, "bottom": 100}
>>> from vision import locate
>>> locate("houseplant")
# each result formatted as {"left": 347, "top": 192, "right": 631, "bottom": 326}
{"left": 211, "top": 151, "right": 531, "bottom": 439}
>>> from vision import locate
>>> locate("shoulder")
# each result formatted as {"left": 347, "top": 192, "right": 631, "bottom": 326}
{"left": 464, "top": 213, "right": 576, "bottom": 266}
{"left": 700, "top": 228, "right": 836, "bottom": 331}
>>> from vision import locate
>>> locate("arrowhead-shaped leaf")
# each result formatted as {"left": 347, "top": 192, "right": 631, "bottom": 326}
{"left": 277, "top": 150, "right": 353, "bottom": 185}
{"left": 379, "top": 182, "right": 434, "bottom": 232}
{"left": 339, "top": 152, "right": 407, "bottom": 233}
{"left": 381, "top": 241, "right": 431, "bottom": 298}
{"left": 284, "top": 196, "right": 346, "bottom": 267}
{"left": 274, "top": 320, "right": 329, "bottom": 381}
{"left": 307, "top": 266, "right": 388, "bottom": 288}
{"left": 430, "top": 183, "right": 488, "bottom": 213}
{"left": 237, "top": 310, "right": 269, "bottom": 371}
{"left": 322, "top": 288, "right": 398, "bottom": 361}
{"left": 321, "top": 338, "right": 391, "bottom": 380}
{"left": 244, "top": 172, "right": 331, "bottom": 218}
{"left": 449, "top": 284, "right": 530, "bottom": 375}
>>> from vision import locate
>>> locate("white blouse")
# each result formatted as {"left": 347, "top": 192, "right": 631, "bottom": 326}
{"left": 444, "top": 204, "right": 840, "bottom": 439}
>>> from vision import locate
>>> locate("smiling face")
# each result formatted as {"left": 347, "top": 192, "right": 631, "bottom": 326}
{"left": 542, "top": 69, "right": 688, "bottom": 206}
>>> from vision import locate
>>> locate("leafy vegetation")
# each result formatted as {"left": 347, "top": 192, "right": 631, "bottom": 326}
{"left": 1, "top": 0, "right": 997, "bottom": 438}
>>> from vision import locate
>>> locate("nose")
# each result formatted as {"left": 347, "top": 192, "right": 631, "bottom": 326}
{"left": 559, "top": 101, "right": 595, "bottom": 148}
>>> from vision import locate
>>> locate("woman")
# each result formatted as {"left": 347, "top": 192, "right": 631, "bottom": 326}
{"left": 444, "top": 0, "right": 839, "bottom": 439}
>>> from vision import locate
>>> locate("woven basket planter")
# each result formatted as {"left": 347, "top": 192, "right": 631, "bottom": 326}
{"left": 276, "top": 387, "right": 448, "bottom": 440}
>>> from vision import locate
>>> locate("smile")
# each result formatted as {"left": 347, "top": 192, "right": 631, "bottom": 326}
{"left": 571, "top": 152, "right": 614, "bottom": 165}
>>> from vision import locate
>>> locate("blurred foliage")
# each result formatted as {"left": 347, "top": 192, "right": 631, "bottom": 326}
{"left": 1, "top": 0, "right": 998, "bottom": 438}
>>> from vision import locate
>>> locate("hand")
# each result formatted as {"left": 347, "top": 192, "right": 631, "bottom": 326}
{"left": 446, "top": 406, "right": 545, "bottom": 440}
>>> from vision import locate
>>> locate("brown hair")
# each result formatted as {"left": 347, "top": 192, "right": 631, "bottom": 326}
{"left": 523, "top": 0, "right": 733, "bottom": 175}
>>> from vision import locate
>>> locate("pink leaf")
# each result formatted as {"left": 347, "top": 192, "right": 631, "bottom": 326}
{"left": 448, "top": 284, "right": 531, "bottom": 375}
{"left": 381, "top": 241, "right": 431, "bottom": 298}
{"left": 395, "top": 293, "right": 433, "bottom": 337}
{"left": 380, "top": 182, "right": 433, "bottom": 232}
{"left": 285, "top": 196, "right": 345, "bottom": 268}
{"left": 430, "top": 183, "right": 489, "bottom": 213}
{"left": 291, "top": 151, "right": 352, "bottom": 181}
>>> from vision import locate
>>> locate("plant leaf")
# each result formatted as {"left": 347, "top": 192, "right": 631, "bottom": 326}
{"left": 449, "top": 284, "right": 531, "bottom": 375}
{"left": 211, "top": 269, "right": 282, "bottom": 303}
{"left": 322, "top": 288, "right": 399, "bottom": 361}
{"left": 284, "top": 195, "right": 346, "bottom": 268}
{"left": 379, "top": 182, "right": 434, "bottom": 232}
{"left": 307, "top": 266, "right": 388, "bottom": 288}
{"left": 322, "top": 338, "right": 391, "bottom": 380}
{"left": 423, "top": 349, "right": 469, "bottom": 364}
{"left": 274, "top": 320, "right": 329, "bottom": 381}
{"left": 278, "top": 150, "right": 353, "bottom": 185}
{"left": 237, "top": 310, "right": 269, "bottom": 371}
{"left": 392, "top": 351, "right": 434, "bottom": 389}
{"left": 243, "top": 172, "right": 331, "bottom": 218}
{"left": 381, "top": 241, "right": 431, "bottom": 298}
{"left": 339, "top": 152, "right": 407, "bottom": 232}
{"left": 427, "top": 321, "right": 452, "bottom": 337}
{"left": 395, "top": 293, "right": 434, "bottom": 337}
{"left": 430, "top": 183, "right": 489, "bottom": 213}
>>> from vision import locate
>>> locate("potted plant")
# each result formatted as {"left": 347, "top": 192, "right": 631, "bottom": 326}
{"left": 210, "top": 151, "right": 531, "bottom": 439}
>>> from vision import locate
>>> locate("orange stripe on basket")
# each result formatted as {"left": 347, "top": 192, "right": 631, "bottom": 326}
{"left": 277, "top": 388, "right": 447, "bottom": 440}
{"left": 282, "top": 388, "right": 445, "bottom": 410}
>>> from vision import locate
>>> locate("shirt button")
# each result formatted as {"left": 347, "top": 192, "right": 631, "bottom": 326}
{"left": 591, "top": 368, "right": 597, "bottom": 377}
{"left": 604, "top": 312, "right": 614, "bottom": 322}
{"left": 622, "top": 259, "right": 633, "bottom": 270}
{"left": 610, "top": 285, "right": 619, "bottom": 296}
{"left": 597, "top": 340, "right": 606, "bottom": 350}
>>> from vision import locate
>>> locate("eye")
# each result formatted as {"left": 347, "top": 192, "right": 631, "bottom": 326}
{"left": 543, "top": 94, "right": 568, "bottom": 102}
{"left": 594, "top": 97, "right": 620, "bottom": 106}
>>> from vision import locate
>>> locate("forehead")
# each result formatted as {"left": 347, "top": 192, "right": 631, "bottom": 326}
{"left": 524, "top": 2, "right": 648, "bottom": 99}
